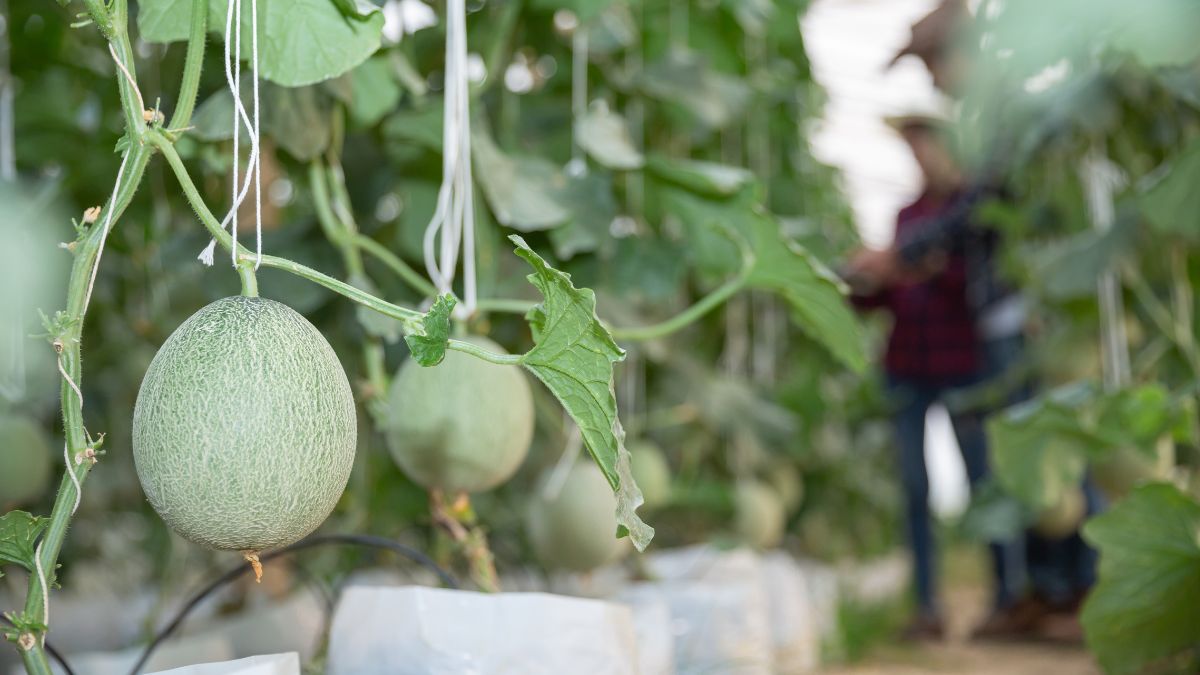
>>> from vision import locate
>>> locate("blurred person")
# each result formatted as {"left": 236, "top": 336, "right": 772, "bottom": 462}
{"left": 862, "top": 0, "right": 1101, "bottom": 642}
{"left": 847, "top": 115, "right": 1022, "bottom": 640}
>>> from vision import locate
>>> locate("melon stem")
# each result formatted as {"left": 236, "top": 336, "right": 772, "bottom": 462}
{"left": 237, "top": 260, "right": 259, "bottom": 298}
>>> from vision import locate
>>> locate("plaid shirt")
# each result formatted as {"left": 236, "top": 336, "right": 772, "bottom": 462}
{"left": 854, "top": 189, "right": 982, "bottom": 381}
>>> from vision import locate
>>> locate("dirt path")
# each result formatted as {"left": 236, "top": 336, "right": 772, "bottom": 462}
{"left": 828, "top": 587, "right": 1101, "bottom": 675}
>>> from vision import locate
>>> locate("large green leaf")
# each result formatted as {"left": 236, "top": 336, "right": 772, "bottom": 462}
{"left": 1140, "top": 136, "right": 1200, "bottom": 241}
{"left": 646, "top": 155, "right": 755, "bottom": 197}
{"left": 187, "top": 83, "right": 332, "bottom": 160}
{"left": 575, "top": 103, "right": 643, "bottom": 171}
{"left": 137, "top": 0, "right": 384, "bottom": 87}
{"left": 548, "top": 172, "right": 619, "bottom": 260}
{"left": 987, "top": 398, "right": 1092, "bottom": 512}
{"left": 344, "top": 55, "right": 402, "bottom": 126}
{"left": 0, "top": 511, "right": 47, "bottom": 579}
{"left": 1082, "top": 483, "right": 1200, "bottom": 674}
{"left": 510, "top": 236, "right": 653, "bottom": 551}
{"left": 663, "top": 187, "right": 867, "bottom": 372}
{"left": 473, "top": 128, "right": 572, "bottom": 232}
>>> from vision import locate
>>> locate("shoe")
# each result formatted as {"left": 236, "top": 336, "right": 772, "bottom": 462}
{"left": 970, "top": 595, "right": 1048, "bottom": 641}
{"left": 901, "top": 612, "right": 946, "bottom": 642}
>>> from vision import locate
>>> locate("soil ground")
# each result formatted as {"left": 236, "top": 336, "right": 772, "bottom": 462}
{"left": 829, "top": 548, "right": 1100, "bottom": 675}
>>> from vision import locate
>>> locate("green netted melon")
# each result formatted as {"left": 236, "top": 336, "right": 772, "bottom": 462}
{"left": 764, "top": 459, "right": 805, "bottom": 514}
{"left": 384, "top": 336, "right": 533, "bottom": 494}
{"left": 1093, "top": 436, "right": 1174, "bottom": 500}
{"left": 735, "top": 480, "right": 785, "bottom": 550}
{"left": 133, "top": 296, "right": 356, "bottom": 552}
{"left": 527, "top": 462, "right": 627, "bottom": 572}
{"left": 0, "top": 416, "right": 52, "bottom": 506}
{"left": 1034, "top": 487, "right": 1087, "bottom": 539}
{"left": 629, "top": 441, "right": 671, "bottom": 509}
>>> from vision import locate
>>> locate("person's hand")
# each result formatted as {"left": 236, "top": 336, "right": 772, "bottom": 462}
{"left": 846, "top": 247, "right": 900, "bottom": 287}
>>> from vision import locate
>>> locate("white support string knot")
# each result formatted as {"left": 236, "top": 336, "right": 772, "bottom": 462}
{"left": 421, "top": 0, "right": 477, "bottom": 318}
{"left": 199, "top": 0, "right": 263, "bottom": 270}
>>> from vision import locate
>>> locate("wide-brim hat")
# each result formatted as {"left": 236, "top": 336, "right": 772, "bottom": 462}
{"left": 889, "top": 0, "right": 968, "bottom": 67}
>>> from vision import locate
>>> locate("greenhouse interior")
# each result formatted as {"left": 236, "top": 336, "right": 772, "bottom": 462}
{"left": 2, "top": 0, "right": 1199, "bottom": 673}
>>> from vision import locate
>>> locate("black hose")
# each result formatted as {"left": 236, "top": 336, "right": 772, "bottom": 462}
{"left": 127, "top": 532, "right": 457, "bottom": 675}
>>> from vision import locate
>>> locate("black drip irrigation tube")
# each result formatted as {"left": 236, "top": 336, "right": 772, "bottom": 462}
{"left": 88, "top": 532, "right": 454, "bottom": 675}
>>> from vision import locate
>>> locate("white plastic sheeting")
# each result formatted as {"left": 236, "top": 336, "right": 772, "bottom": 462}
{"left": 147, "top": 653, "right": 299, "bottom": 675}
{"left": 762, "top": 552, "right": 821, "bottom": 674}
{"left": 325, "top": 586, "right": 640, "bottom": 675}
{"left": 611, "top": 584, "right": 676, "bottom": 675}
{"left": 642, "top": 545, "right": 774, "bottom": 675}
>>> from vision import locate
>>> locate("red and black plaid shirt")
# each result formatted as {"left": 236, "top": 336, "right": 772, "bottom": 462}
{"left": 854, "top": 190, "right": 981, "bottom": 381}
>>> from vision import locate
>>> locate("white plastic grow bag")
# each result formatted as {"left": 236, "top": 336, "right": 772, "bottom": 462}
{"left": 326, "top": 586, "right": 639, "bottom": 675}
{"left": 643, "top": 545, "right": 774, "bottom": 675}
{"left": 147, "top": 652, "right": 299, "bottom": 675}
{"left": 612, "top": 584, "right": 676, "bottom": 675}
{"left": 761, "top": 552, "right": 820, "bottom": 674}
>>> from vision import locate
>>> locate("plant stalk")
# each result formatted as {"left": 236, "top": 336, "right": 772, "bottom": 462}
{"left": 150, "top": 132, "right": 425, "bottom": 330}
{"left": 167, "top": 0, "right": 209, "bottom": 130}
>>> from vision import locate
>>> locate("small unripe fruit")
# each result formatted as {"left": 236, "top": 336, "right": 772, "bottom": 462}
{"left": 0, "top": 416, "right": 52, "bottom": 506}
{"left": 735, "top": 481, "right": 786, "bottom": 550}
{"left": 628, "top": 441, "right": 671, "bottom": 509}
{"left": 1034, "top": 487, "right": 1087, "bottom": 539}
{"left": 527, "top": 462, "right": 626, "bottom": 572}
{"left": 384, "top": 337, "right": 534, "bottom": 494}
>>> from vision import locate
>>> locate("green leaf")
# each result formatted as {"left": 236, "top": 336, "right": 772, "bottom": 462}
{"left": 266, "top": 85, "right": 333, "bottom": 160}
{"left": 575, "top": 103, "right": 643, "bottom": 171}
{"left": 1027, "top": 213, "right": 1136, "bottom": 300}
{"left": 345, "top": 56, "right": 402, "bottom": 127}
{"left": 137, "top": 0, "right": 384, "bottom": 87}
{"left": 0, "top": 511, "right": 48, "bottom": 578}
{"left": 987, "top": 388, "right": 1096, "bottom": 511}
{"left": 382, "top": 103, "right": 445, "bottom": 152}
{"left": 473, "top": 127, "right": 572, "bottom": 232}
{"left": 548, "top": 172, "right": 619, "bottom": 260}
{"left": 1140, "top": 136, "right": 1200, "bottom": 241}
{"left": 988, "top": 414, "right": 1090, "bottom": 513}
{"left": 1082, "top": 483, "right": 1200, "bottom": 674}
{"left": 663, "top": 187, "right": 867, "bottom": 372}
{"left": 509, "top": 236, "right": 653, "bottom": 550}
{"left": 188, "top": 83, "right": 332, "bottom": 160}
{"left": 646, "top": 155, "right": 755, "bottom": 197}
{"left": 639, "top": 52, "right": 750, "bottom": 131}
{"left": 404, "top": 295, "right": 457, "bottom": 367}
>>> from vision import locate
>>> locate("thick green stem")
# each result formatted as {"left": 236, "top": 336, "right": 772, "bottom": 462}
{"left": 353, "top": 234, "right": 439, "bottom": 298}
{"left": 167, "top": 0, "right": 209, "bottom": 130}
{"left": 475, "top": 298, "right": 535, "bottom": 314}
{"left": 18, "top": 143, "right": 151, "bottom": 670}
{"left": 80, "top": 0, "right": 115, "bottom": 40}
{"left": 447, "top": 338, "right": 523, "bottom": 365}
{"left": 237, "top": 260, "right": 259, "bottom": 297}
{"left": 611, "top": 276, "right": 749, "bottom": 341}
{"left": 150, "top": 133, "right": 424, "bottom": 330}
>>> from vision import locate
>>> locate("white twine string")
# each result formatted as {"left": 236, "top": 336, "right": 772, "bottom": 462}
{"left": 421, "top": 0, "right": 476, "bottom": 316}
{"left": 1081, "top": 150, "right": 1130, "bottom": 390}
{"left": 107, "top": 43, "right": 146, "bottom": 120}
{"left": 34, "top": 540, "right": 48, "bottom": 636}
{"left": 82, "top": 152, "right": 130, "bottom": 316}
{"left": 567, "top": 25, "right": 588, "bottom": 175}
{"left": 198, "top": 0, "right": 262, "bottom": 269}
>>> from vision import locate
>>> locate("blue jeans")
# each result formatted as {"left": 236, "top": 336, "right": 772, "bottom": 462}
{"left": 887, "top": 373, "right": 1018, "bottom": 614}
